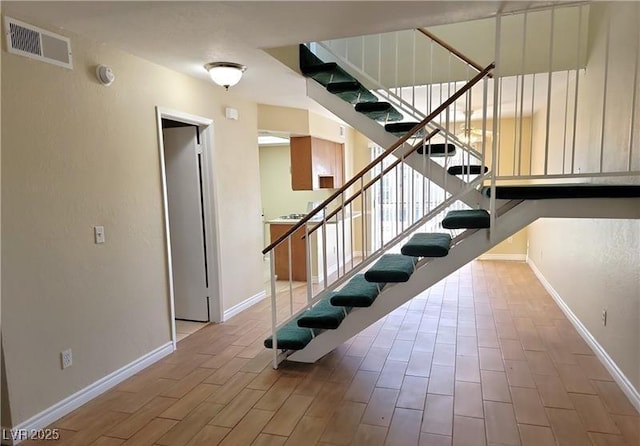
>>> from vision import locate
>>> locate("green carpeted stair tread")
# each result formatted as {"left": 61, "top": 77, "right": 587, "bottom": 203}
{"left": 298, "top": 44, "right": 355, "bottom": 86}
{"left": 297, "top": 296, "right": 346, "bottom": 330}
{"left": 355, "top": 102, "right": 403, "bottom": 122}
{"left": 416, "top": 143, "right": 456, "bottom": 157}
{"left": 330, "top": 274, "right": 382, "bottom": 308}
{"left": 263, "top": 321, "right": 315, "bottom": 350}
{"left": 299, "top": 44, "right": 324, "bottom": 68}
{"left": 364, "top": 254, "right": 417, "bottom": 283}
{"left": 481, "top": 184, "right": 640, "bottom": 199}
{"left": 304, "top": 63, "right": 355, "bottom": 86}
{"left": 448, "top": 165, "right": 489, "bottom": 175}
{"left": 442, "top": 209, "right": 490, "bottom": 229}
{"left": 401, "top": 233, "right": 452, "bottom": 258}
{"left": 327, "top": 81, "right": 378, "bottom": 104}
{"left": 385, "top": 122, "right": 426, "bottom": 137}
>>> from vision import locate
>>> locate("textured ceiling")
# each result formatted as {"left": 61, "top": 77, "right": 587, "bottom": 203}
{"left": 3, "top": 1, "right": 553, "bottom": 113}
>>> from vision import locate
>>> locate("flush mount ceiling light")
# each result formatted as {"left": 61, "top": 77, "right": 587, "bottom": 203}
{"left": 204, "top": 62, "right": 246, "bottom": 90}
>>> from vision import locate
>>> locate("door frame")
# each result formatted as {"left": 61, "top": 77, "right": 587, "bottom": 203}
{"left": 155, "top": 106, "right": 223, "bottom": 349}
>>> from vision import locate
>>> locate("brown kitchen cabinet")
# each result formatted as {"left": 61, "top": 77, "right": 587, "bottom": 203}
{"left": 270, "top": 223, "right": 307, "bottom": 281}
{"left": 290, "top": 136, "right": 344, "bottom": 190}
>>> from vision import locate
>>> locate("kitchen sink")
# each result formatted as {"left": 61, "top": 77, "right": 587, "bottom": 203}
{"left": 279, "top": 213, "right": 307, "bottom": 219}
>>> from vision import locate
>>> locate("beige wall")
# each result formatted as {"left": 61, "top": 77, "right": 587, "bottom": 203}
{"left": 484, "top": 117, "right": 532, "bottom": 257}
{"left": 527, "top": 3, "right": 640, "bottom": 391}
{"left": 1, "top": 18, "right": 264, "bottom": 425}
{"left": 258, "top": 104, "right": 309, "bottom": 136}
{"left": 0, "top": 3, "right": 6, "bottom": 428}
{"left": 259, "top": 144, "right": 332, "bottom": 223}
{"left": 482, "top": 228, "right": 528, "bottom": 258}
{"left": 431, "top": 5, "right": 589, "bottom": 78}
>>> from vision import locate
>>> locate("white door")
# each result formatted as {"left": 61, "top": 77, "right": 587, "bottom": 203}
{"left": 163, "top": 126, "right": 210, "bottom": 321}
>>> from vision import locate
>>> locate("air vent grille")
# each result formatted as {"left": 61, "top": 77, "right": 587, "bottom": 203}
{"left": 4, "top": 16, "right": 72, "bottom": 69}
{"left": 9, "top": 21, "right": 42, "bottom": 56}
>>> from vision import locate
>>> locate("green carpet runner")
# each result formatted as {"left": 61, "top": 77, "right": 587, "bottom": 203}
{"left": 401, "top": 233, "right": 452, "bottom": 257}
{"left": 442, "top": 209, "right": 490, "bottom": 229}
{"left": 364, "top": 254, "right": 417, "bottom": 283}
{"left": 264, "top": 321, "right": 316, "bottom": 350}
{"left": 416, "top": 143, "right": 456, "bottom": 157}
{"left": 327, "top": 81, "right": 378, "bottom": 104}
{"left": 330, "top": 274, "right": 382, "bottom": 308}
{"left": 385, "top": 122, "right": 426, "bottom": 137}
{"left": 448, "top": 165, "right": 488, "bottom": 175}
{"left": 354, "top": 102, "right": 403, "bottom": 122}
{"left": 297, "top": 294, "right": 347, "bottom": 329}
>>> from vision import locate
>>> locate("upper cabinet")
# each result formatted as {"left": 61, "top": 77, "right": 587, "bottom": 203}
{"left": 290, "top": 136, "right": 344, "bottom": 190}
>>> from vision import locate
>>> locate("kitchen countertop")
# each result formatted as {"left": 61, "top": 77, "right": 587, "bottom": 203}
{"left": 265, "top": 211, "right": 362, "bottom": 225}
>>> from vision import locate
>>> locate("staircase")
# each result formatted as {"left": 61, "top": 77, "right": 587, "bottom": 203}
{"left": 265, "top": 186, "right": 640, "bottom": 364}
{"left": 262, "top": 8, "right": 640, "bottom": 368}
{"left": 301, "top": 43, "right": 490, "bottom": 208}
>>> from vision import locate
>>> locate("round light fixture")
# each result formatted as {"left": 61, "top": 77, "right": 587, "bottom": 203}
{"left": 204, "top": 62, "right": 247, "bottom": 90}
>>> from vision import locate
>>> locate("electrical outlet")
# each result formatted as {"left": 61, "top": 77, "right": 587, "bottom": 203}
{"left": 61, "top": 349, "right": 72, "bottom": 369}
{"left": 601, "top": 309, "right": 607, "bottom": 326}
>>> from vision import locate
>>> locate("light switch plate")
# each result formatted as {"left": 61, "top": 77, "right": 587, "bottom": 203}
{"left": 94, "top": 226, "right": 105, "bottom": 244}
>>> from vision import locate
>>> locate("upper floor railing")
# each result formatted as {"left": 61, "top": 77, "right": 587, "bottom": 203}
{"left": 491, "top": 3, "right": 639, "bottom": 181}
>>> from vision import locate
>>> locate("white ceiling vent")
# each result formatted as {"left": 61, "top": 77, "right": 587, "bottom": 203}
{"left": 4, "top": 16, "right": 72, "bottom": 69}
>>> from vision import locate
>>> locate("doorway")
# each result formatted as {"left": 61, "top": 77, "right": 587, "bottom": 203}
{"left": 155, "top": 107, "right": 222, "bottom": 348}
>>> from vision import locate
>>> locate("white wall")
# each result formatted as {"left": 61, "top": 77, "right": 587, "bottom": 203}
{"left": 1, "top": 16, "right": 264, "bottom": 425}
{"left": 527, "top": 2, "right": 640, "bottom": 391}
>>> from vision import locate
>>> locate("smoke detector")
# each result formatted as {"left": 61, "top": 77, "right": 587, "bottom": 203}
{"left": 96, "top": 65, "right": 115, "bottom": 86}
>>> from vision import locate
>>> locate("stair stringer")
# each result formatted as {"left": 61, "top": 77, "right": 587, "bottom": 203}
{"left": 306, "top": 78, "right": 489, "bottom": 209}
{"left": 287, "top": 196, "right": 640, "bottom": 363}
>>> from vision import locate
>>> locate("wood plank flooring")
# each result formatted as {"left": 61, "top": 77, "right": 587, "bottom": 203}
{"left": 25, "top": 261, "right": 639, "bottom": 445}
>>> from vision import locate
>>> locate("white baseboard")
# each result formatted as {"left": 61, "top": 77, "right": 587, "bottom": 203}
{"left": 3, "top": 342, "right": 174, "bottom": 445}
{"left": 223, "top": 290, "right": 266, "bottom": 321}
{"left": 478, "top": 253, "right": 527, "bottom": 261}
{"left": 527, "top": 259, "right": 640, "bottom": 413}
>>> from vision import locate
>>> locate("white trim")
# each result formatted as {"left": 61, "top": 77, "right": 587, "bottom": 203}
{"left": 3, "top": 342, "right": 173, "bottom": 445}
{"left": 477, "top": 253, "right": 527, "bottom": 261}
{"left": 223, "top": 291, "right": 267, "bottom": 321}
{"left": 527, "top": 259, "right": 640, "bottom": 413}
{"left": 155, "top": 107, "right": 224, "bottom": 347}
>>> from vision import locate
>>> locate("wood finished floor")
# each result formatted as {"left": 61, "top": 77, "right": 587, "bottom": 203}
{"left": 26, "top": 261, "right": 639, "bottom": 446}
